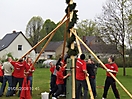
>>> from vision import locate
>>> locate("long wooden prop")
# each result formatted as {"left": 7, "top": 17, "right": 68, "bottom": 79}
{"left": 62, "top": 16, "right": 69, "bottom": 60}
{"left": 18, "top": 15, "right": 67, "bottom": 61}
{"left": 75, "top": 30, "right": 94, "bottom": 99}
{"left": 71, "top": 29, "right": 132, "bottom": 99}
{"left": 32, "top": 17, "right": 69, "bottom": 66}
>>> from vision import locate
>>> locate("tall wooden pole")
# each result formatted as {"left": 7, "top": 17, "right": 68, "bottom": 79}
{"left": 71, "top": 29, "right": 132, "bottom": 99}
{"left": 75, "top": 30, "right": 94, "bottom": 99}
{"left": 18, "top": 15, "right": 67, "bottom": 61}
{"left": 68, "top": 0, "right": 76, "bottom": 98}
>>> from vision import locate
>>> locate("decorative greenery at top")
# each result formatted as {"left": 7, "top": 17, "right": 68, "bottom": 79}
{"left": 65, "top": 0, "right": 79, "bottom": 56}
{"left": 66, "top": 0, "right": 70, "bottom": 4}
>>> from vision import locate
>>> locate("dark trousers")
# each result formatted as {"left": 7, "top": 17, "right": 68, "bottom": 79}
{"left": 103, "top": 77, "right": 120, "bottom": 98}
{"left": 49, "top": 84, "right": 63, "bottom": 98}
{"left": 54, "top": 84, "right": 63, "bottom": 97}
{"left": 76, "top": 79, "right": 88, "bottom": 99}
{"left": 0, "top": 75, "right": 12, "bottom": 96}
{"left": 10, "top": 76, "right": 24, "bottom": 97}
{"left": 0, "top": 76, "right": 3, "bottom": 83}
{"left": 89, "top": 77, "right": 97, "bottom": 97}
{"left": 50, "top": 74, "right": 56, "bottom": 90}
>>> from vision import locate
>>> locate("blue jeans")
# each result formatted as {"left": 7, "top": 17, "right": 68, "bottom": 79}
{"left": 27, "top": 76, "right": 32, "bottom": 95}
{"left": 76, "top": 79, "right": 88, "bottom": 99}
{"left": 0, "top": 75, "right": 12, "bottom": 96}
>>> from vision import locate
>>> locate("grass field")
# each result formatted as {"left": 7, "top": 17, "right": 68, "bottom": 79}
{"left": 0, "top": 68, "right": 132, "bottom": 99}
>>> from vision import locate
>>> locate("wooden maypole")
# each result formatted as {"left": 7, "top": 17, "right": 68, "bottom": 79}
{"left": 69, "top": 0, "right": 76, "bottom": 98}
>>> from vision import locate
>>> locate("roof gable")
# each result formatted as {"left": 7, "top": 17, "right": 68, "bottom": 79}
{"left": 0, "top": 31, "right": 32, "bottom": 51}
{"left": 45, "top": 41, "right": 64, "bottom": 52}
{"left": 0, "top": 32, "right": 21, "bottom": 51}
{"left": 83, "top": 36, "right": 105, "bottom": 45}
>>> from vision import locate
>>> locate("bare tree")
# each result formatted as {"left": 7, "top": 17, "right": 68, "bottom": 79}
{"left": 26, "top": 16, "right": 43, "bottom": 53}
{"left": 96, "top": 0, "right": 132, "bottom": 76}
{"left": 76, "top": 19, "right": 99, "bottom": 38}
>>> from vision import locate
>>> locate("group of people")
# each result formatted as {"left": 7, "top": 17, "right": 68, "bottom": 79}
{"left": 0, "top": 56, "right": 35, "bottom": 97}
{"left": 49, "top": 54, "right": 120, "bottom": 99}
{"left": 49, "top": 56, "right": 70, "bottom": 99}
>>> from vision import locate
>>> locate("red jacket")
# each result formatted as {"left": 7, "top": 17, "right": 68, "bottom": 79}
{"left": 0, "top": 66, "right": 3, "bottom": 76}
{"left": 11, "top": 61, "right": 26, "bottom": 78}
{"left": 76, "top": 58, "right": 86, "bottom": 80}
{"left": 105, "top": 63, "right": 118, "bottom": 77}
{"left": 56, "top": 70, "right": 64, "bottom": 85}
{"left": 50, "top": 66, "right": 55, "bottom": 74}
{"left": 25, "top": 61, "right": 35, "bottom": 77}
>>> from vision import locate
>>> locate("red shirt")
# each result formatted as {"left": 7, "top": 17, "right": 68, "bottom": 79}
{"left": 25, "top": 62, "right": 35, "bottom": 77}
{"left": 11, "top": 61, "right": 26, "bottom": 78}
{"left": 56, "top": 70, "right": 64, "bottom": 85}
{"left": 0, "top": 66, "right": 3, "bottom": 76}
{"left": 76, "top": 58, "right": 86, "bottom": 80}
{"left": 105, "top": 63, "right": 118, "bottom": 77}
{"left": 50, "top": 66, "right": 55, "bottom": 74}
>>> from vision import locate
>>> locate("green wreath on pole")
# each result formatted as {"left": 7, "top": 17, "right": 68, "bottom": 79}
{"left": 65, "top": 0, "right": 79, "bottom": 56}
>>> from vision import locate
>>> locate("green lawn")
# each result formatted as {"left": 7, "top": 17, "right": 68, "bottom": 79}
{"left": 0, "top": 68, "right": 132, "bottom": 99}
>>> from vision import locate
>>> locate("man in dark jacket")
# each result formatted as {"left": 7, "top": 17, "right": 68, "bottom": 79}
{"left": 86, "top": 58, "right": 97, "bottom": 98}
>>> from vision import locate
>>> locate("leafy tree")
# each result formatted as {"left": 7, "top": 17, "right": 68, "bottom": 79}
{"left": 41, "top": 19, "right": 65, "bottom": 42}
{"left": 96, "top": 0, "right": 132, "bottom": 76}
{"left": 26, "top": 16, "right": 43, "bottom": 53}
{"left": 76, "top": 19, "right": 99, "bottom": 38}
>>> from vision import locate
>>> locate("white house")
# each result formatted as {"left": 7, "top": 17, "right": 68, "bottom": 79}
{"left": 0, "top": 31, "right": 35, "bottom": 60}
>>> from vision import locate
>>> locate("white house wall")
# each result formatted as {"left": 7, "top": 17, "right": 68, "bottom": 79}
{"left": 1, "top": 33, "right": 35, "bottom": 60}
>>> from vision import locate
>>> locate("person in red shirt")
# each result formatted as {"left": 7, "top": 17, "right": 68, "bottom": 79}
{"left": 102, "top": 56, "right": 120, "bottom": 99}
{"left": 0, "top": 62, "right": 3, "bottom": 83}
{"left": 76, "top": 54, "right": 89, "bottom": 99}
{"left": 49, "top": 62, "right": 56, "bottom": 91}
{"left": 10, "top": 59, "right": 26, "bottom": 97}
{"left": 49, "top": 65, "right": 70, "bottom": 99}
{"left": 24, "top": 57, "right": 35, "bottom": 95}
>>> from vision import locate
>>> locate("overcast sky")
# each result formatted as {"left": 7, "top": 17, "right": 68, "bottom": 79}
{"left": 0, "top": 0, "right": 106, "bottom": 39}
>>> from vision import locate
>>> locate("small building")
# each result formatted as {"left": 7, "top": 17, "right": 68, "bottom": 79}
{"left": 42, "top": 41, "right": 68, "bottom": 59}
{"left": 81, "top": 36, "right": 119, "bottom": 58}
{"left": 0, "top": 31, "right": 35, "bottom": 60}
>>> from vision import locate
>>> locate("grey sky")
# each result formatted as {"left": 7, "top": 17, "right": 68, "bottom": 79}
{"left": 0, "top": 0, "right": 106, "bottom": 38}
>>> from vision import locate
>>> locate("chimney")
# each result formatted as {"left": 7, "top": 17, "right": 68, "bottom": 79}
{"left": 83, "top": 36, "right": 86, "bottom": 43}
{"left": 13, "top": 30, "right": 16, "bottom": 33}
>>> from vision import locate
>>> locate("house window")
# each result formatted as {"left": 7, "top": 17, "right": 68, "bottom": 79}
{"left": 18, "top": 45, "right": 22, "bottom": 51}
{"left": 47, "top": 55, "right": 52, "bottom": 59}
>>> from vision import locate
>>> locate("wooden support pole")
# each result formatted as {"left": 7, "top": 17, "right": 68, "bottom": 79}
{"left": 75, "top": 30, "right": 94, "bottom": 99}
{"left": 32, "top": 17, "right": 69, "bottom": 66}
{"left": 18, "top": 15, "right": 67, "bottom": 61}
{"left": 32, "top": 29, "right": 55, "bottom": 66}
{"left": 71, "top": 29, "right": 132, "bottom": 99}
{"left": 62, "top": 16, "right": 67, "bottom": 60}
